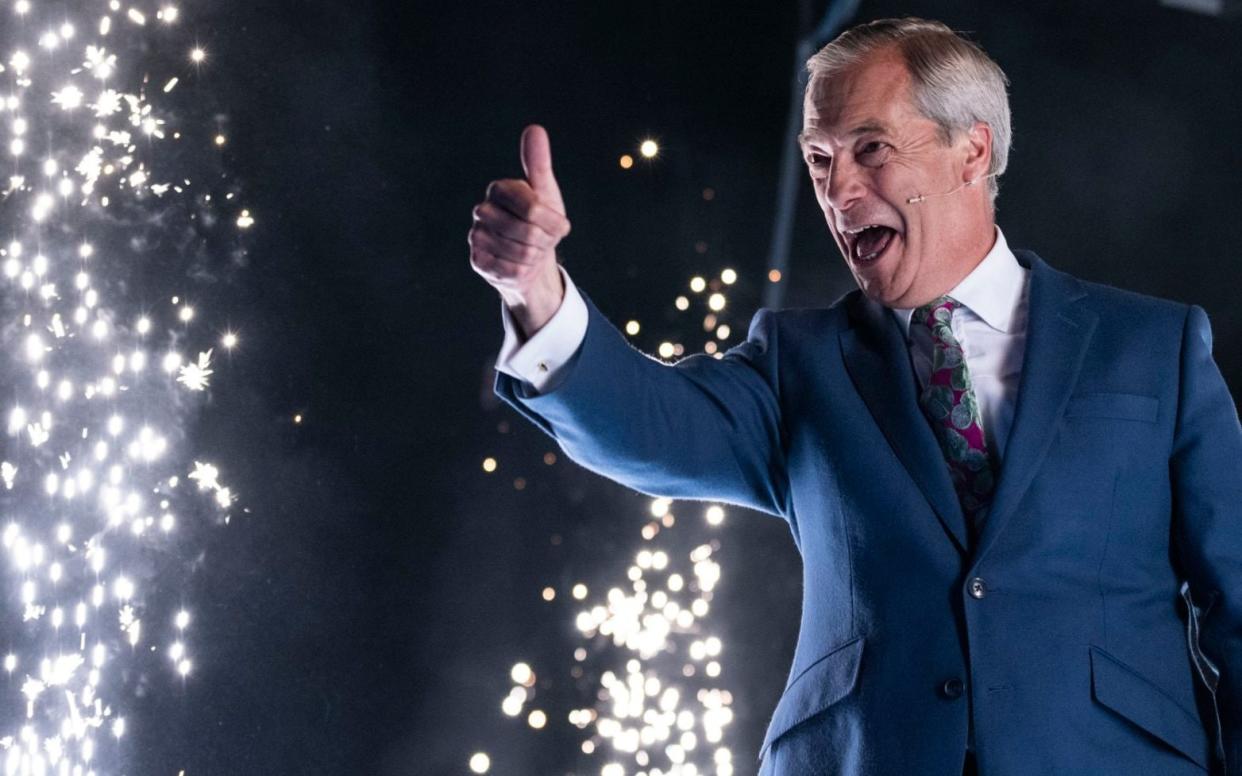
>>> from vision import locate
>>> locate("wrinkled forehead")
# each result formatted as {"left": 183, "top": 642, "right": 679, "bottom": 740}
{"left": 802, "top": 52, "right": 917, "bottom": 141}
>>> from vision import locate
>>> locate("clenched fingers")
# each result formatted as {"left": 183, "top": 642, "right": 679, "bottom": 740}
{"left": 468, "top": 223, "right": 548, "bottom": 267}
{"left": 472, "top": 201, "right": 559, "bottom": 250}
{"left": 484, "top": 179, "right": 571, "bottom": 240}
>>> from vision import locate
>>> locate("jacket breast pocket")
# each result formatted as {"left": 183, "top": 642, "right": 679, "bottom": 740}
{"left": 1089, "top": 645, "right": 1210, "bottom": 769}
{"left": 1065, "top": 392, "right": 1159, "bottom": 423}
{"left": 760, "top": 636, "right": 864, "bottom": 761}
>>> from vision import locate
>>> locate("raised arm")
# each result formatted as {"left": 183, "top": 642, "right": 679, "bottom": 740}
{"left": 470, "top": 125, "right": 790, "bottom": 518}
{"left": 494, "top": 294, "right": 791, "bottom": 519}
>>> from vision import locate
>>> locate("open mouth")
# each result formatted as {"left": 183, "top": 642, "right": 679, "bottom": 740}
{"left": 848, "top": 225, "right": 898, "bottom": 264}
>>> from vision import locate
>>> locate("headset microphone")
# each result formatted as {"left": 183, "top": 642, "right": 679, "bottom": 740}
{"left": 907, "top": 172, "right": 998, "bottom": 205}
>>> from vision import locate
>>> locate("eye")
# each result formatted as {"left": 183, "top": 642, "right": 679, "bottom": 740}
{"left": 804, "top": 151, "right": 831, "bottom": 179}
{"left": 857, "top": 141, "right": 891, "bottom": 166}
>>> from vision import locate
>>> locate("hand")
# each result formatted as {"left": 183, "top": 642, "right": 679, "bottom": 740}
{"left": 469, "top": 124, "right": 572, "bottom": 339}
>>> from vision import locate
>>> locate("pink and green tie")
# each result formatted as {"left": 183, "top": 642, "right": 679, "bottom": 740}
{"left": 913, "top": 296, "right": 997, "bottom": 534}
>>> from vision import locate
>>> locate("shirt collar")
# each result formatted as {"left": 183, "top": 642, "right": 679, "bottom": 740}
{"left": 891, "top": 226, "right": 1025, "bottom": 337}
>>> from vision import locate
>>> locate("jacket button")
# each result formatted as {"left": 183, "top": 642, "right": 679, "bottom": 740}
{"left": 941, "top": 678, "right": 965, "bottom": 699}
{"left": 968, "top": 577, "right": 988, "bottom": 599}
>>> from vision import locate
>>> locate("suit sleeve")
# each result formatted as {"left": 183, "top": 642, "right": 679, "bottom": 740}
{"left": 1170, "top": 304, "right": 1242, "bottom": 774}
{"left": 493, "top": 291, "right": 791, "bottom": 519}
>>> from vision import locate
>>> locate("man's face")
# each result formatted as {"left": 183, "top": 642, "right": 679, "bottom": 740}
{"left": 801, "top": 50, "right": 984, "bottom": 308}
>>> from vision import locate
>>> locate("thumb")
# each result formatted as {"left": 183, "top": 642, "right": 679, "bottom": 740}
{"left": 520, "top": 124, "right": 566, "bottom": 215}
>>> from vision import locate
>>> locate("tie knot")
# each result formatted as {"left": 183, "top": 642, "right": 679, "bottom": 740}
{"left": 913, "top": 295, "right": 958, "bottom": 328}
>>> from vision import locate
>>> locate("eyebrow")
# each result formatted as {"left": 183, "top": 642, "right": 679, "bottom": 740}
{"left": 798, "top": 121, "right": 892, "bottom": 147}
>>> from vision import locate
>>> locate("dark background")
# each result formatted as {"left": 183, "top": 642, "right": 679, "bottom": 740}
{"left": 123, "top": 1, "right": 1242, "bottom": 773}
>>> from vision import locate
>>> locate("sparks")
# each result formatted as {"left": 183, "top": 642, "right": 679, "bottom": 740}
{"left": 486, "top": 263, "right": 748, "bottom": 769}
{"left": 0, "top": 3, "right": 248, "bottom": 771}
{"left": 176, "top": 349, "right": 213, "bottom": 391}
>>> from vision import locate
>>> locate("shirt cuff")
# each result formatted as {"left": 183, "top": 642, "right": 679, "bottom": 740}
{"left": 495, "top": 265, "right": 588, "bottom": 394}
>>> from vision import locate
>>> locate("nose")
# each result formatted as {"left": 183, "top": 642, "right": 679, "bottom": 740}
{"left": 824, "top": 156, "right": 866, "bottom": 212}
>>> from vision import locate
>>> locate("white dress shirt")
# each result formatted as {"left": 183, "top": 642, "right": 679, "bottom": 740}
{"left": 496, "top": 264, "right": 590, "bottom": 394}
{"left": 496, "top": 227, "right": 1030, "bottom": 461}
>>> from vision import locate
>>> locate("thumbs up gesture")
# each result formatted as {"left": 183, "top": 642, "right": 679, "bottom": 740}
{"left": 469, "top": 124, "right": 572, "bottom": 338}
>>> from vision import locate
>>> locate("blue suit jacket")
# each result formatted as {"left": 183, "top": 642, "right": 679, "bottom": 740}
{"left": 495, "top": 250, "right": 1241, "bottom": 776}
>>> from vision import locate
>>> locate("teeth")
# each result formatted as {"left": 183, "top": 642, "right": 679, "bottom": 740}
{"left": 844, "top": 224, "right": 882, "bottom": 235}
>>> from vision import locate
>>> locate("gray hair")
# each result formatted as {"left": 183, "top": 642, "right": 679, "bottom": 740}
{"left": 805, "top": 18, "right": 1011, "bottom": 203}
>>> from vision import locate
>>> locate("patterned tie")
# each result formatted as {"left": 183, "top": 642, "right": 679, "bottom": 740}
{"left": 913, "top": 296, "right": 997, "bottom": 536}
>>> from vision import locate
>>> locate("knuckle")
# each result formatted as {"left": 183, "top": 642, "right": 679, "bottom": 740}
{"left": 485, "top": 179, "right": 514, "bottom": 201}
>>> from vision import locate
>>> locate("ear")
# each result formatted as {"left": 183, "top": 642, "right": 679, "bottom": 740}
{"left": 961, "top": 121, "right": 993, "bottom": 184}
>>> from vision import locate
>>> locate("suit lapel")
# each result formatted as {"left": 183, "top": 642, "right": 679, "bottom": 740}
{"left": 973, "top": 250, "right": 1098, "bottom": 562}
{"left": 841, "top": 294, "right": 971, "bottom": 554}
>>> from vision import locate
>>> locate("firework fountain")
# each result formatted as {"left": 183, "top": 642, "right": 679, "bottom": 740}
{"left": 0, "top": 2, "right": 248, "bottom": 773}
{"left": 477, "top": 253, "right": 747, "bottom": 776}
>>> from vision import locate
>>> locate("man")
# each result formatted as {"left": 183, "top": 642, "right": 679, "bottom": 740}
{"left": 468, "top": 17, "right": 1239, "bottom": 776}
